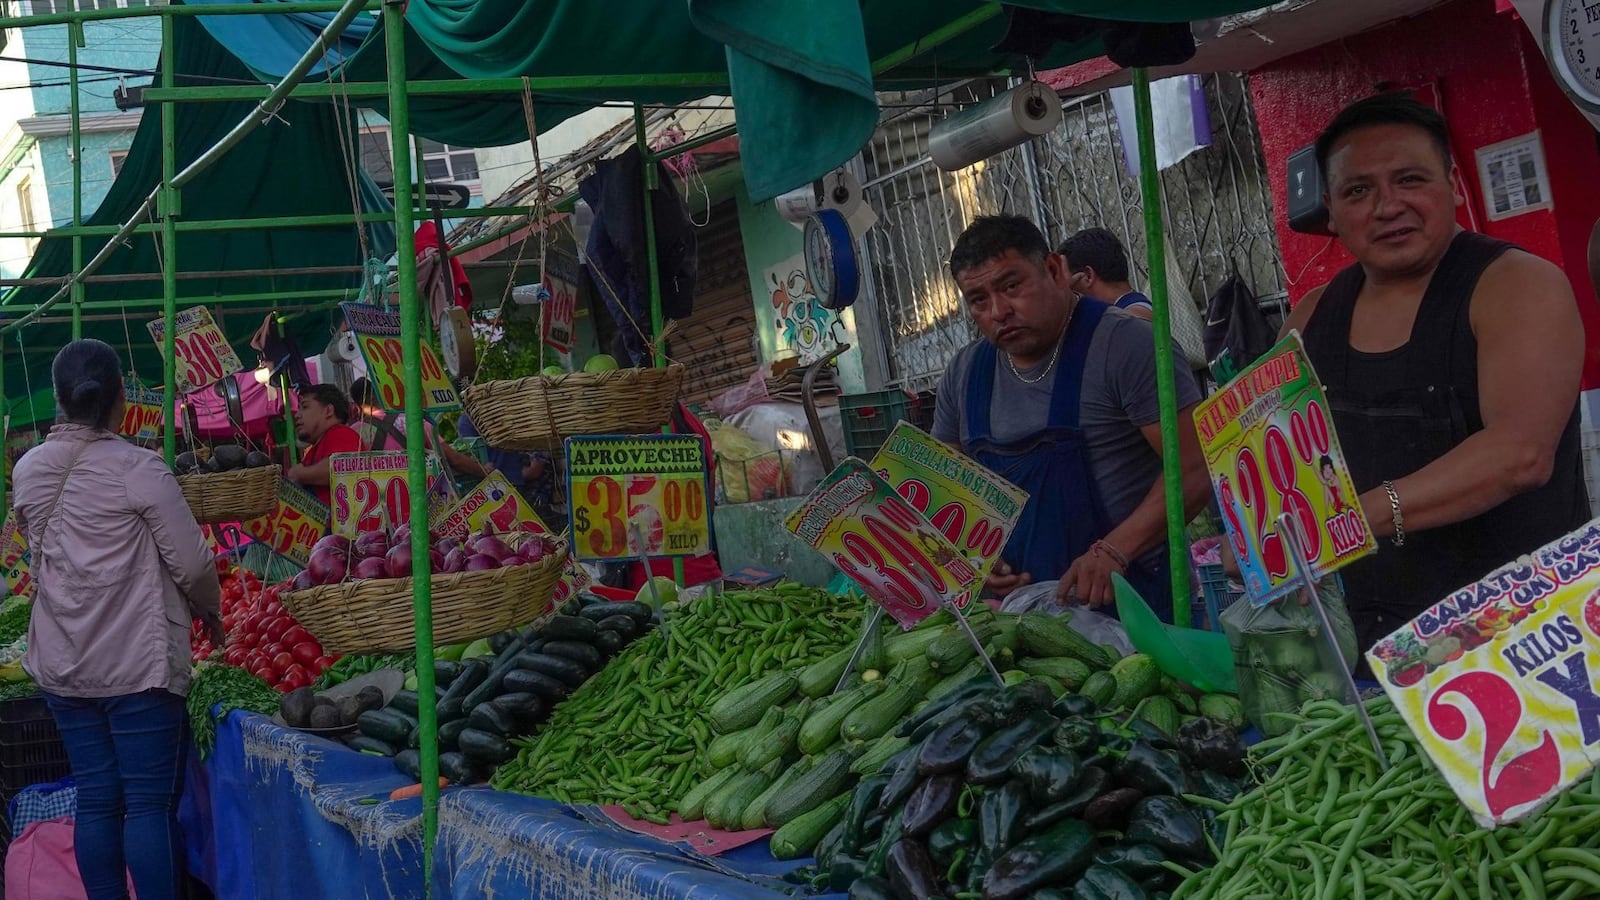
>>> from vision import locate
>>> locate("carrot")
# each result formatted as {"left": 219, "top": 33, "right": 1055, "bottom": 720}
{"left": 388, "top": 778, "right": 449, "bottom": 802}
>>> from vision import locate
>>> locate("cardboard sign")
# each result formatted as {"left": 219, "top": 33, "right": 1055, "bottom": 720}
{"left": 201, "top": 522, "right": 254, "bottom": 557}
{"left": 147, "top": 306, "right": 243, "bottom": 395}
{"left": 117, "top": 381, "right": 164, "bottom": 442}
{"left": 341, "top": 302, "right": 461, "bottom": 414}
{"left": 565, "top": 435, "right": 713, "bottom": 562}
{"left": 542, "top": 250, "right": 579, "bottom": 354}
{"left": 0, "top": 513, "right": 31, "bottom": 599}
{"left": 1193, "top": 332, "right": 1374, "bottom": 605}
{"left": 241, "top": 480, "right": 330, "bottom": 569}
{"left": 869, "top": 422, "right": 1027, "bottom": 604}
{"left": 1368, "top": 519, "right": 1600, "bottom": 826}
{"left": 786, "top": 458, "right": 979, "bottom": 629}
{"left": 432, "top": 469, "right": 551, "bottom": 540}
{"left": 329, "top": 451, "right": 453, "bottom": 539}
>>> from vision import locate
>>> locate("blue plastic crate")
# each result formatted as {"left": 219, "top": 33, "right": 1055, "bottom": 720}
{"left": 1196, "top": 562, "right": 1244, "bottom": 631}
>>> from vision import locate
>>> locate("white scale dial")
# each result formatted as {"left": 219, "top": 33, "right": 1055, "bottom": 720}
{"left": 1547, "top": 0, "right": 1600, "bottom": 113}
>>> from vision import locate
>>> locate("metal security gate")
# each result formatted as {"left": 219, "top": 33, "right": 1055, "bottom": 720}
{"left": 854, "top": 74, "right": 1287, "bottom": 391}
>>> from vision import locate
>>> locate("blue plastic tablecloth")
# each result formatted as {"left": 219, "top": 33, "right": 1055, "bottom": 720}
{"left": 178, "top": 711, "right": 810, "bottom": 899}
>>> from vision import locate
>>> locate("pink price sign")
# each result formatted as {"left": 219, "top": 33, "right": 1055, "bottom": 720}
{"left": 786, "top": 458, "right": 979, "bottom": 629}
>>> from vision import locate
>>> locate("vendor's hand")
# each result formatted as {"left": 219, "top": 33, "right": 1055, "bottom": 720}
{"left": 1057, "top": 550, "right": 1121, "bottom": 609}
{"left": 985, "top": 560, "right": 1031, "bottom": 599}
{"left": 200, "top": 609, "right": 225, "bottom": 647}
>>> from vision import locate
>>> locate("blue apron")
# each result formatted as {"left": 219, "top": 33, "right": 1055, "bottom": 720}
{"left": 964, "top": 300, "right": 1173, "bottom": 619}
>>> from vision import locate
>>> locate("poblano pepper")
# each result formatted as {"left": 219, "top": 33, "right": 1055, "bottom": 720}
{"left": 900, "top": 774, "right": 961, "bottom": 837}
{"left": 1176, "top": 717, "right": 1246, "bottom": 778}
{"left": 1125, "top": 795, "right": 1209, "bottom": 863}
{"left": 885, "top": 838, "right": 944, "bottom": 900}
{"left": 967, "top": 710, "right": 1056, "bottom": 783}
{"left": 1113, "top": 742, "right": 1192, "bottom": 797}
{"left": 978, "top": 778, "right": 1030, "bottom": 861}
{"left": 1011, "top": 746, "right": 1082, "bottom": 803}
{"left": 927, "top": 817, "right": 977, "bottom": 868}
{"left": 980, "top": 818, "right": 1098, "bottom": 900}
{"left": 1024, "top": 765, "right": 1110, "bottom": 830}
{"left": 1072, "top": 863, "right": 1151, "bottom": 900}
{"left": 917, "top": 714, "right": 991, "bottom": 776}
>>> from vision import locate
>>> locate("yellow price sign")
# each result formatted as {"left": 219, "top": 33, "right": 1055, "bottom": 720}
{"left": 1368, "top": 520, "right": 1600, "bottom": 826}
{"left": 116, "top": 381, "right": 164, "bottom": 442}
{"left": 242, "top": 480, "right": 329, "bottom": 569}
{"left": 1194, "top": 332, "right": 1374, "bottom": 604}
{"left": 786, "top": 459, "right": 979, "bottom": 629}
{"left": 565, "top": 435, "right": 712, "bottom": 561}
{"left": 0, "top": 513, "right": 32, "bottom": 599}
{"left": 869, "top": 422, "right": 1027, "bottom": 604}
{"left": 329, "top": 451, "right": 453, "bottom": 539}
{"left": 147, "top": 306, "right": 244, "bottom": 395}
{"left": 342, "top": 302, "right": 461, "bottom": 414}
{"left": 433, "top": 471, "right": 591, "bottom": 597}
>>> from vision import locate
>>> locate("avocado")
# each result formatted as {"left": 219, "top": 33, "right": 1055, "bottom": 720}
{"left": 308, "top": 705, "right": 342, "bottom": 729}
{"left": 202, "top": 455, "right": 222, "bottom": 473}
{"left": 280, "top": 687, "right": 316, "bottom": 728}
{"left": 244, "top": 450, "right": 272, "bottom": 469}
{"left": 174, "top": 451, "right": 198, "bottom": 473}
{"left": 355, "top": 686, "right": 385, "bottom": 713}
{"left": 335, "top": 695, "right": 365, "bottom": 728}
{"left": 212, "top": 444, "right": 247, "bottom": 472}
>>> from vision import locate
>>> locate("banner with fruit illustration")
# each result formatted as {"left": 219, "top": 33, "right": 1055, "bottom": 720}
{"left": 564, "top": 435, "right": 713, "bottom": 562}
{"left": 1368, "top": 518, "right": 1600, "bottom": 827}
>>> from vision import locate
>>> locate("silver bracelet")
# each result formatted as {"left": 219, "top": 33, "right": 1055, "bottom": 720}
{"left": 1382, "top": 480, "right": 1405, "bottom": 548}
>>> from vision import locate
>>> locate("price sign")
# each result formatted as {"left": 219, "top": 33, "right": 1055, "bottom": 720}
{"left": 432, "top": 470, "right": 551, "bottom": 539}
{"left": 565, "top": 435, "right": 713, "bottom": 561}
{"left": 1368, "top": 520, "right": 1600, "bottom": 826}
{"left": 329, "top": 451, "right": 453, "bottom": 539}
{"left": 341, "top": 302, "right": 461, "bottom": 414}
{"left": 869, "top": 422, "right": 1027, "bottom": 603}
{"left": 786, "top": 458, "right": 979, "bottom": 629}
{"left": 0, "top": 513, "right": 32, "bottom": 599}
{"left": 542, "top": 251, "right": 579, "bottom": 353}
{"left": 146, "top": 306, "right": 243, "bottom": 395}
{"left": 1193, "top": 331, "right": 1374, "bottom": 605}
{"left": 201, "top": 522, "right": 254, "bottom": 557}
{"left": 116, "top": 380, "right": 164, "bottom": 442}
{"left": 241, "top": 480, "right": 330, "bottom": 569}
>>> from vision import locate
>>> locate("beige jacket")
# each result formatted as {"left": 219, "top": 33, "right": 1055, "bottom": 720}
{"left": 16, "top": 424, "right": 220, "bottom": 697}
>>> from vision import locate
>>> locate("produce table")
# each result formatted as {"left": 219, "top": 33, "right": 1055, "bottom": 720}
{"left": 178, "top": 711, "right": 812, "bottom": 899}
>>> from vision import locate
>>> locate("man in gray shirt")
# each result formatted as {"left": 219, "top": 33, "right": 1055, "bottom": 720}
{"left": 931, "top": 215, "right": 1210, "bottom": 619}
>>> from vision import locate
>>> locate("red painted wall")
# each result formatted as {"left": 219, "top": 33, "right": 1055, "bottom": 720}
{"left": 1249, "top": 0, "right": 1600, "bottom": 385}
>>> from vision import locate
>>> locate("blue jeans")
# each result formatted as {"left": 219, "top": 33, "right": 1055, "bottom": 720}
{"left": 42, "top": 689, "right": 189, "bottom": 900}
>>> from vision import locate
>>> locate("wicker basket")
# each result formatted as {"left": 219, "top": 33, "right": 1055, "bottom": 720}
{"left": 461, "top": 365, "right": 686, "bottom": 451}
{"left": 177, "top": 465, "right": 280, "bottom": 525}
{"left": 280, "top": 541, "right": 568, "bottom": 655}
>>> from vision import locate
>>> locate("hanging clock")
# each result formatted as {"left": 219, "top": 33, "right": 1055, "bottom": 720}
{"left": 1544, "top": 0, "right": 1600, "bottom": 114}
{"left": 802, "top": 208, "right": 861, "bottom": 311}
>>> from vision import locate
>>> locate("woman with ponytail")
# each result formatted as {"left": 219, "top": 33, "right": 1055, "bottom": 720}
{"left": 13, "top": 339, "right": 221, "bottom": 900}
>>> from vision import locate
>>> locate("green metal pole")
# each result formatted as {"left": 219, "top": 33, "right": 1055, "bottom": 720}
{"left": 1130, "top": 68, "right": 1191, "bottom": 627}
{"left": 159, "top": 15, "right": 178, "bottom": 467}
{"left": 383, "top": 0, "right": 440, "bottom": 879}
{"left": 68, "top": 21, "right": 83, "bottom": 340}
{"left": 139, "top": 72, "right": 732, "bottom": 104}
{"left": 0, "top": 1, "right": 372, "bottom": 31}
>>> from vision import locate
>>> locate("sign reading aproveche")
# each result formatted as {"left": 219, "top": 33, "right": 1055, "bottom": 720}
{"left": 786, "top": 458, "right": 979, "bottom": 629}
{"left": 1193, "top": 332, "right": 1374, "bottom": 605}
{"left": 147, "top": 306, "right": 244, "bottom": 395}
{"left": 1368, "top": 519, "right": 1600, "bottom": 826}
{"left": 341, "top": 302, "right": 461, "bottom": 414}
{"left": 564, "top": 435, "right": 712, "bottom": 562}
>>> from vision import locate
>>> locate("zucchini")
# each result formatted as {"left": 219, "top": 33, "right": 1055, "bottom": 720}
{"left": 926, "top": 621, "right": 995, "bottom": 673}
{"left": 856, "top": 615, "right": 887, "bottom": 673}
{"left": 707, "top": 722, "right": 760, "bottom": 770}
{"left": 1017, "top": 656, "right": 1092, "bottom": 691}
{"left": 678, "top": 767, "right": 740, "bottom": 822}
{"left": 515, "top": 653, "right": 589, "bottom": 688}
{"left": 1017, "top": 611, "right": 1110, "bottom": 669}
{"left": 771, "top": 792, "right": 851, "bottom": 860}
{"left": 766, "top": 747, "right": 858, "bottom": 827}
{"left": 357, "top": 709, "right": 413, "bottom": 745}
{"left": 741, "top": 700, "right": 810, "bottom": 770}
{"left": 458, "top": 728, "right": 515, "bottom": 764}
{"left": 467, "top": 701, "right": 517, "bottom": 736}
{"left": 925, "top": 658, "right": 986, "bottom": 702}
{"left": 542, "top": 640, "right": 602, "bottom": 671}
{"left": 850, "top": 731, "right": 911, "bottom": 776}
{"left": 800, "top": 683, "right": 881, "bottom": 755}
{"left": 1138, "top": 695, "right": 1179, "bottom": 736}
{"left": 708, "top": 766, "right": 776, "bottom": 830}
{"left": 798, "top": 646, "right": 855, "bottom": 698}
{"left": 882, "top": 624, "right": 945, "bottom": 664}
{"left": 593, "top": 614, "right": 640, "bottom": 639}
{"left": 437, "top": 718, "right": 469, "bottom": 752}
{"left": 393, "top": 748, "right": 423, "bottom": 781}
{"left": 539, "top": 615, "right": 598, "bottom": 642}
{"left": 500, "top": 668, "right": 570, "bottom": 704}
{"left": 1109, "top": 654, "right": 1161, "bottom": 711}
{"left": 742, "top": 758, "right": 813, "bottom": 831}
{"left": 709, "top": 670, "right": 799, "bottom": 734}
{"left": 841, "top": 680, "right": 917, "bottom": 743}
{"left": 577, "top": 601, "right": 653, "bottom": 624}
{"left": 345, "top": 735, "right": 398, "bottom": 757}
{"left": 438, "top": 751, "right": 481, "bottom": 784}
{"left": 1080, "top": 671, "right": 1117, "bottom": 709}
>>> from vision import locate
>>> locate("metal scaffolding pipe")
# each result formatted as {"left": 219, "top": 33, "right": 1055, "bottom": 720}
{"left": 0, "top": 1, "right": 373, "bottom": 31}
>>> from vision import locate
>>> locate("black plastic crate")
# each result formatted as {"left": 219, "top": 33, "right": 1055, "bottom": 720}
{"left": 0, "top": 694, "right": 49, "bottom": 725}
{"left": 1, "top": 737, "right": 65, "bottom": 768}
{"left": 0, "top": 757, "right": 70, "bottom": 797}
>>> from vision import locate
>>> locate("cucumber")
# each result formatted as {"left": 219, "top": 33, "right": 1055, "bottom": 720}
{"left": 515, "top": 653, "right": 589, "bottom": 688}
{"left": 678, "top": 767, "right": 740, "bottom": 822}
{"left": 539, "top": 615, "right": 598, "bottom": 642}
{"left": 542, "top": 640, "right": 602, "bottom": 672}
{"left": 388, "top": 689, "right": 421, "bottom": 717}
{"left": 709, "top": 670, "right": 798, "bottom": 734}
{"left": 770, "top": 792, "right": 851, "bottom": 860}
{"left": 500, "top": 669, "right": 570, "bottom": 704}
{"left": 765, "top": 747, "right": 857, "bottom": 827}
{"left": 467, "top": 701, "right": 517, "bottom": 736}
{"left": 593, "top": 614, "right": 640, "bottom": 639}
{"left": 458, "top": 728, "right": 514, "bottom": 765}
{"left": 357, "top": 709, "right": 413, "bottom": 745}
{"left": 393, "top": 748, "right": 422, "bottom": 781}
{"left": 798, "top": 646, "right": 855, "bottom": 699}
{"left": 799, "top": 683, "right": 882, "bottom": 755}
{"left": 437, "top": 718, "right": 469, "bottom": 752}
{"left": 576, "top": 601, "right": 653, "bottom": 624}
{"left": 438, "top": 751, "right": 482, "bottom": 784}
{"left": 346, "top": 735, "right": 398, "bottom": 757}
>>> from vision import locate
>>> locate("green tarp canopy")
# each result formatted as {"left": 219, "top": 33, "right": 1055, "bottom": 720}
{"left": 0, "top": 0, "right": 1275, "bottom": 401}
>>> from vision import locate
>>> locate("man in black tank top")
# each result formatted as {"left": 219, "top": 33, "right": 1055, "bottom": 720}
{"left": 1279, "top": 93, "right": 1588, "bottom": 664}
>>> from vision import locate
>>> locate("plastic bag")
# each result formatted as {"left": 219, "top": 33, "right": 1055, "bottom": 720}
{"left": 705, "top": 419, "right": 788, "bottom": 504}
{"left": 1000, "top": 581, "right": 1136, "bottom": 658}
{"left": 1220, "top": 576, "right": 1359, "bottom": 737}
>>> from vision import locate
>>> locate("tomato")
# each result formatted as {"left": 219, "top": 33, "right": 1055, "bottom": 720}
{"left": 267, "top": 616, "right": 293, "bottom": 640}
{"left": 282, "top": 625, "right": 312, "bottom": 647}
{"left": 290, "top": 642, "right": 321, "bottom": 666}
{"left": 281, "top": 663, "right": 310, "bottom": 686}
{"left": 314, "top": 655, "right": 337, "bottom": 671}
{"left": 225, "top": 646, "right": 246, "bottom": 666}
{"left": 271, "top": 651, "right": 294, "bottom": 672}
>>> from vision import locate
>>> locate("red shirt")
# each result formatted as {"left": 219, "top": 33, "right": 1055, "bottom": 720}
{"left": 300, "top": 423, "right": 363, "bottom": 506}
